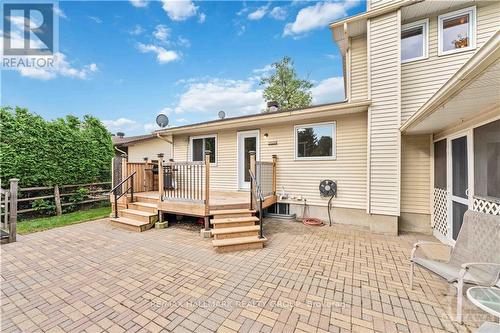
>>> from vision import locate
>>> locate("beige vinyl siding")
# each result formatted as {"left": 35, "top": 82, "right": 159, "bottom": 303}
{"left": 401, "top": 135, "right": 430, "bottom": 214}
{"left": 368, "top": 12, "right": 401, "bottom": 216}
{"left": 127, "top": 138, "right": 171, "bottom": 163}
{"left": 401, "top": 2, "right": 500, "bottom": 123}
{"left": 172, "top": 112, "right": 368, "bottom": 210}
{"left": 369, "top": 0, "right": 402, "bottom": 10}
{"left": 350, "top": 36, "right": 368, "bottom": 101}
{"left": 261, "top": 113, "right": 367, "bottom": 209}
{"left": 173, "top": 132, "right": 238, "bottom": 191}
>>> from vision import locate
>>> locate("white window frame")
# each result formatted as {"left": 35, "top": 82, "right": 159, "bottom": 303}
{"left": 401, "top": 18, "right": 429, "bottom": 63}
{"left": 438, "top": 6, "right": 476, "bottom": 56}
{"left": 294, "top": 121, "right": 336, "bottom": 161}
{"left": 189, "top": 134, "right": 217, "bottom": 165}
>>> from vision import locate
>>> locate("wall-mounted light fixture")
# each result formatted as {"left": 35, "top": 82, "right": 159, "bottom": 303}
{"left": 264, "top": 133, "right": 269, "bottom": 138}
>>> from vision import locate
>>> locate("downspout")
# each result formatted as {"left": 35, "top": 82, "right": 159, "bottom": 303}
{"left": 114, "top": 146, "right": 127, "bottom": 157}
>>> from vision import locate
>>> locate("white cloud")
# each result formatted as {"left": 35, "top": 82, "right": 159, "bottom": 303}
{"left": 88, "top": 16, "right": 102, "bottom": 24}
{"left": 143, "top": 122, "right": 159, "bottom": 133}
{"left": 103, "top": 118, "right": 141, "bottom": 134}
{"left": 284, "top": 1, "right": 358, "bottom": 36}
{"left": 175, "top": 118, "right": 188, "bottom": 123}
{"left": 311, "top": 77, "right": 345, "bottom": 104}
{"left": 175, "top": 78, "right": 265, "bottom": 115}
{"left": 16, "top": 53, "right": 98, "bottom": 81}
{"left": 161, "top": 0, "right": 198, "bottom": 21}
{"left": 54, "top": 6, "right": 67, "bottom": 19}
{"left": 137, "top": 43, "right": 180, "bottom": 64}
{"left": 130, "top": 24, "right": 145, "bottom": 36}
{"left": 252, "top": 64, "right": 273, "bottom": 74}
{"left": 198, "top": 13, "right": 206, "bottom": 23}
{"left": 129, "top": 0, "right": 148, "bottom": 8}
{"left": 248, "top": 6, "right": 268, "bottom": 21}
{"left": 269, "top": 7, "right": 287, "bottom": 20}
{"left": 177, "top": 36, "right": 191, "bottom": 47}
{"left": 153, "top": 24, "right": 171, "bottom": 42}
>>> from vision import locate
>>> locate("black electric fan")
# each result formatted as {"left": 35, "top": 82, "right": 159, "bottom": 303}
{"left": 319, "top": 180, "right": 337, "bottom": 226}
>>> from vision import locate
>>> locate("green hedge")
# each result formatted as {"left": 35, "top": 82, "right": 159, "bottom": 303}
{"left": 0, "top": 106, "right": 114, "bottom": 187}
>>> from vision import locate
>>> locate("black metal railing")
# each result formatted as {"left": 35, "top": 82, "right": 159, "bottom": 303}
{"left": 249, "top": 170, "right": 264, "bottom": 239}
{"left": 110, "top": 171, "right": 136, "bottom": 218}
{"left": 162, "top": 161, "right": 205, "bottom": 203}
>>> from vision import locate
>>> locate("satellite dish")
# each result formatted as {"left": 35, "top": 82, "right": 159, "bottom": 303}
{"left": 218, "top": 110, "right": 226, "bottom": 119}
{"left": 156, "top": 114, "right": 169, "bottom": 128}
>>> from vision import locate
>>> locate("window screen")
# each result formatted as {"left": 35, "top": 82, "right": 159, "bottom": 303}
{"left": 474, "top": 120, "right": 500, "bottom": 199}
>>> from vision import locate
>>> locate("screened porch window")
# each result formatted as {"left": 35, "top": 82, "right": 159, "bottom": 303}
{"left": 474, "top": 120, "right": 500, "bottom": 199}
{"left": 294, "top": 122, "right": 336, "bottom": 160}
{"left": 190, "top": 135, "right": 216, "bottom": 164}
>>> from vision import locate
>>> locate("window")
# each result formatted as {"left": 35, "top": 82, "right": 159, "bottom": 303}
{"left": 294, "top": 122, "right": 336, "bottom": 160}
{"left": 401, "top": 19, "right": 428, "bottom": 63}
{"left": 474, "top": 120, "right": 500, "bottom": 199}
{"left": 438, "top": 6, "right": 476, "bottom": 56}
{"left": 190, "top": 135, "right": 216, "bottom": 163}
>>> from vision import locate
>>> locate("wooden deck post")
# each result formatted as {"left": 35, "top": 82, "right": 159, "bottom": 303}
{"left": 121, "top": 156, "right": 127, "bottom": 197}
{"left": 157, "top": 154, "right": 164, "bottom": 202}
{"left": 9, "top": 179, "right": 18, "bottom": 243}
{"left": 54, "top": 185, "right": 62, "bottom": 216}
{"left": 272, "top": 155, "right": 277, "bottom": 195}
{"left": 204, "top": 151, "right": 211, "bottom": 231}
{"left": 143, "top": 157, "right": 148, "bottom": 192}
{"left": 249, "top": 151, "right": 256, "bottom": 210}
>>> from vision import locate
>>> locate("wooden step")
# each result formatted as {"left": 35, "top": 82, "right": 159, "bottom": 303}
{"left": 211, "top": 216, "right": 259, "bottom": 229}
{"left": 128, "top": 202, "right": 158, "bottom": 214}
{"left": 110, "top": 217, "right": 152, "bottom": 232}
{"left": 211, "top": 209, "right": 256, "bottom": 219}
{"left": 134, "top": 195, "right": 159, "bottom": 204}
{"left": 212, "top": 225, "right": 260, "bottom": 239}
{"left": 118, "top": 209, "right": 158, "bottom": 224}
{"left": 212, "top": 236, "right": 267, "bottom": 252}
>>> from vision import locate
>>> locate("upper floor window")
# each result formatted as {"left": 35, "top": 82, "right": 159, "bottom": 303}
{"left": 190, "top": 134, "right": 216, "bottom": 164}
{"left": 401, "top": 19, "right": 428, "bottom": 63}
{"left": 438, "top": 6, "right": 476, "bottom": 56}
{"left": 294, "top": 122, "right": 336, "bottom": 160}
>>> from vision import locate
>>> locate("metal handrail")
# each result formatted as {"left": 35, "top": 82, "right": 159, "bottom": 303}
{"left": 110, "top": 171, "right": 136, "bottom": 218}
{"left": 249, "top": 170, "right": 264, "bottom": 239}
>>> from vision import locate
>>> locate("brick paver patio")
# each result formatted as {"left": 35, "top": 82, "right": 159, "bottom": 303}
{"left": 1, "top": 218, "right": 489, "bottom": 332}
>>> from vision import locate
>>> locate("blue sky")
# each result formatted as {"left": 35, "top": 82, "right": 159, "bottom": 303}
{"left": 2, "top": 0, "right": 366, "bottom": 135}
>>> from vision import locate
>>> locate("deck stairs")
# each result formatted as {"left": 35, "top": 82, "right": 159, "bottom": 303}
{"left": 210, "top": 209, "right": 267, "bottom": 252}
{"left": 110, "top": 194, "right": 158, "bottom": 232}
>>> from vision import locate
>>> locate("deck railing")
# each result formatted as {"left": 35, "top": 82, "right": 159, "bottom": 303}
{"left": 158, "top": 151, "right": 211, "bottom": 209}
{"left": 256, "top": 160, "right": 275, "bottom": 197}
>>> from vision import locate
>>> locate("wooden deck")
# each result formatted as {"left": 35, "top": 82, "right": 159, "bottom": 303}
{"left": 133, "top": 190, "right": 276, "bottom": 216}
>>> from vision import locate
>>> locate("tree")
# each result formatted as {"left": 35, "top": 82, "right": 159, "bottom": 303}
{"left": 260, "top": 56, "right": 313, "bottom": 110}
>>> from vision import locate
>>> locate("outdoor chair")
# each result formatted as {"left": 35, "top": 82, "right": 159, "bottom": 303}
{"left": 409, "top": 210, "right": 500, "bottom": 323}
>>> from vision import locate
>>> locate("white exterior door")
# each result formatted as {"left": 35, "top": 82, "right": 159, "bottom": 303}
{"left": 448, "top": 131, "right": 473, "bottom": 241}
{"left": 237, "top": 130, "right": 259, "bottom": 190}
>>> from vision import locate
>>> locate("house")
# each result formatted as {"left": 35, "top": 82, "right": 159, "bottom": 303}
{"left": 111, "top": 133, "right": 172, "bottom": 162}
{"left": 110, "top": 0, "right": 499, "bottom": 250}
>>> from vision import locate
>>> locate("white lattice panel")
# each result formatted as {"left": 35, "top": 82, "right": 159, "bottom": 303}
{"left": 433, "top": 188, "right": 449, "bottom": 238}
{"left": 473, "top": 197, "right": 500, "bottom": 215}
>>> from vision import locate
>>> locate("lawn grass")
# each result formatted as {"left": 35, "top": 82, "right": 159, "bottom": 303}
{"left": 18, "top": 206, "right": 111, "bottom": 234}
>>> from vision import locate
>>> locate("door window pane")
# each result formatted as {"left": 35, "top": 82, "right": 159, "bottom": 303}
{"left": 295, "top": 123, "right": 335, "bottom": 159}
{"left": 474, "top": 120, "right": 500, "bottom": 199}
{"left": 434, "top": 139, "right": 447, "bottom": 189}
{"left": 452, "top": 136, "right": 468, "bottom": 198}
{"left": 243, "top": 137, "right": 256, "bottom": 182}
